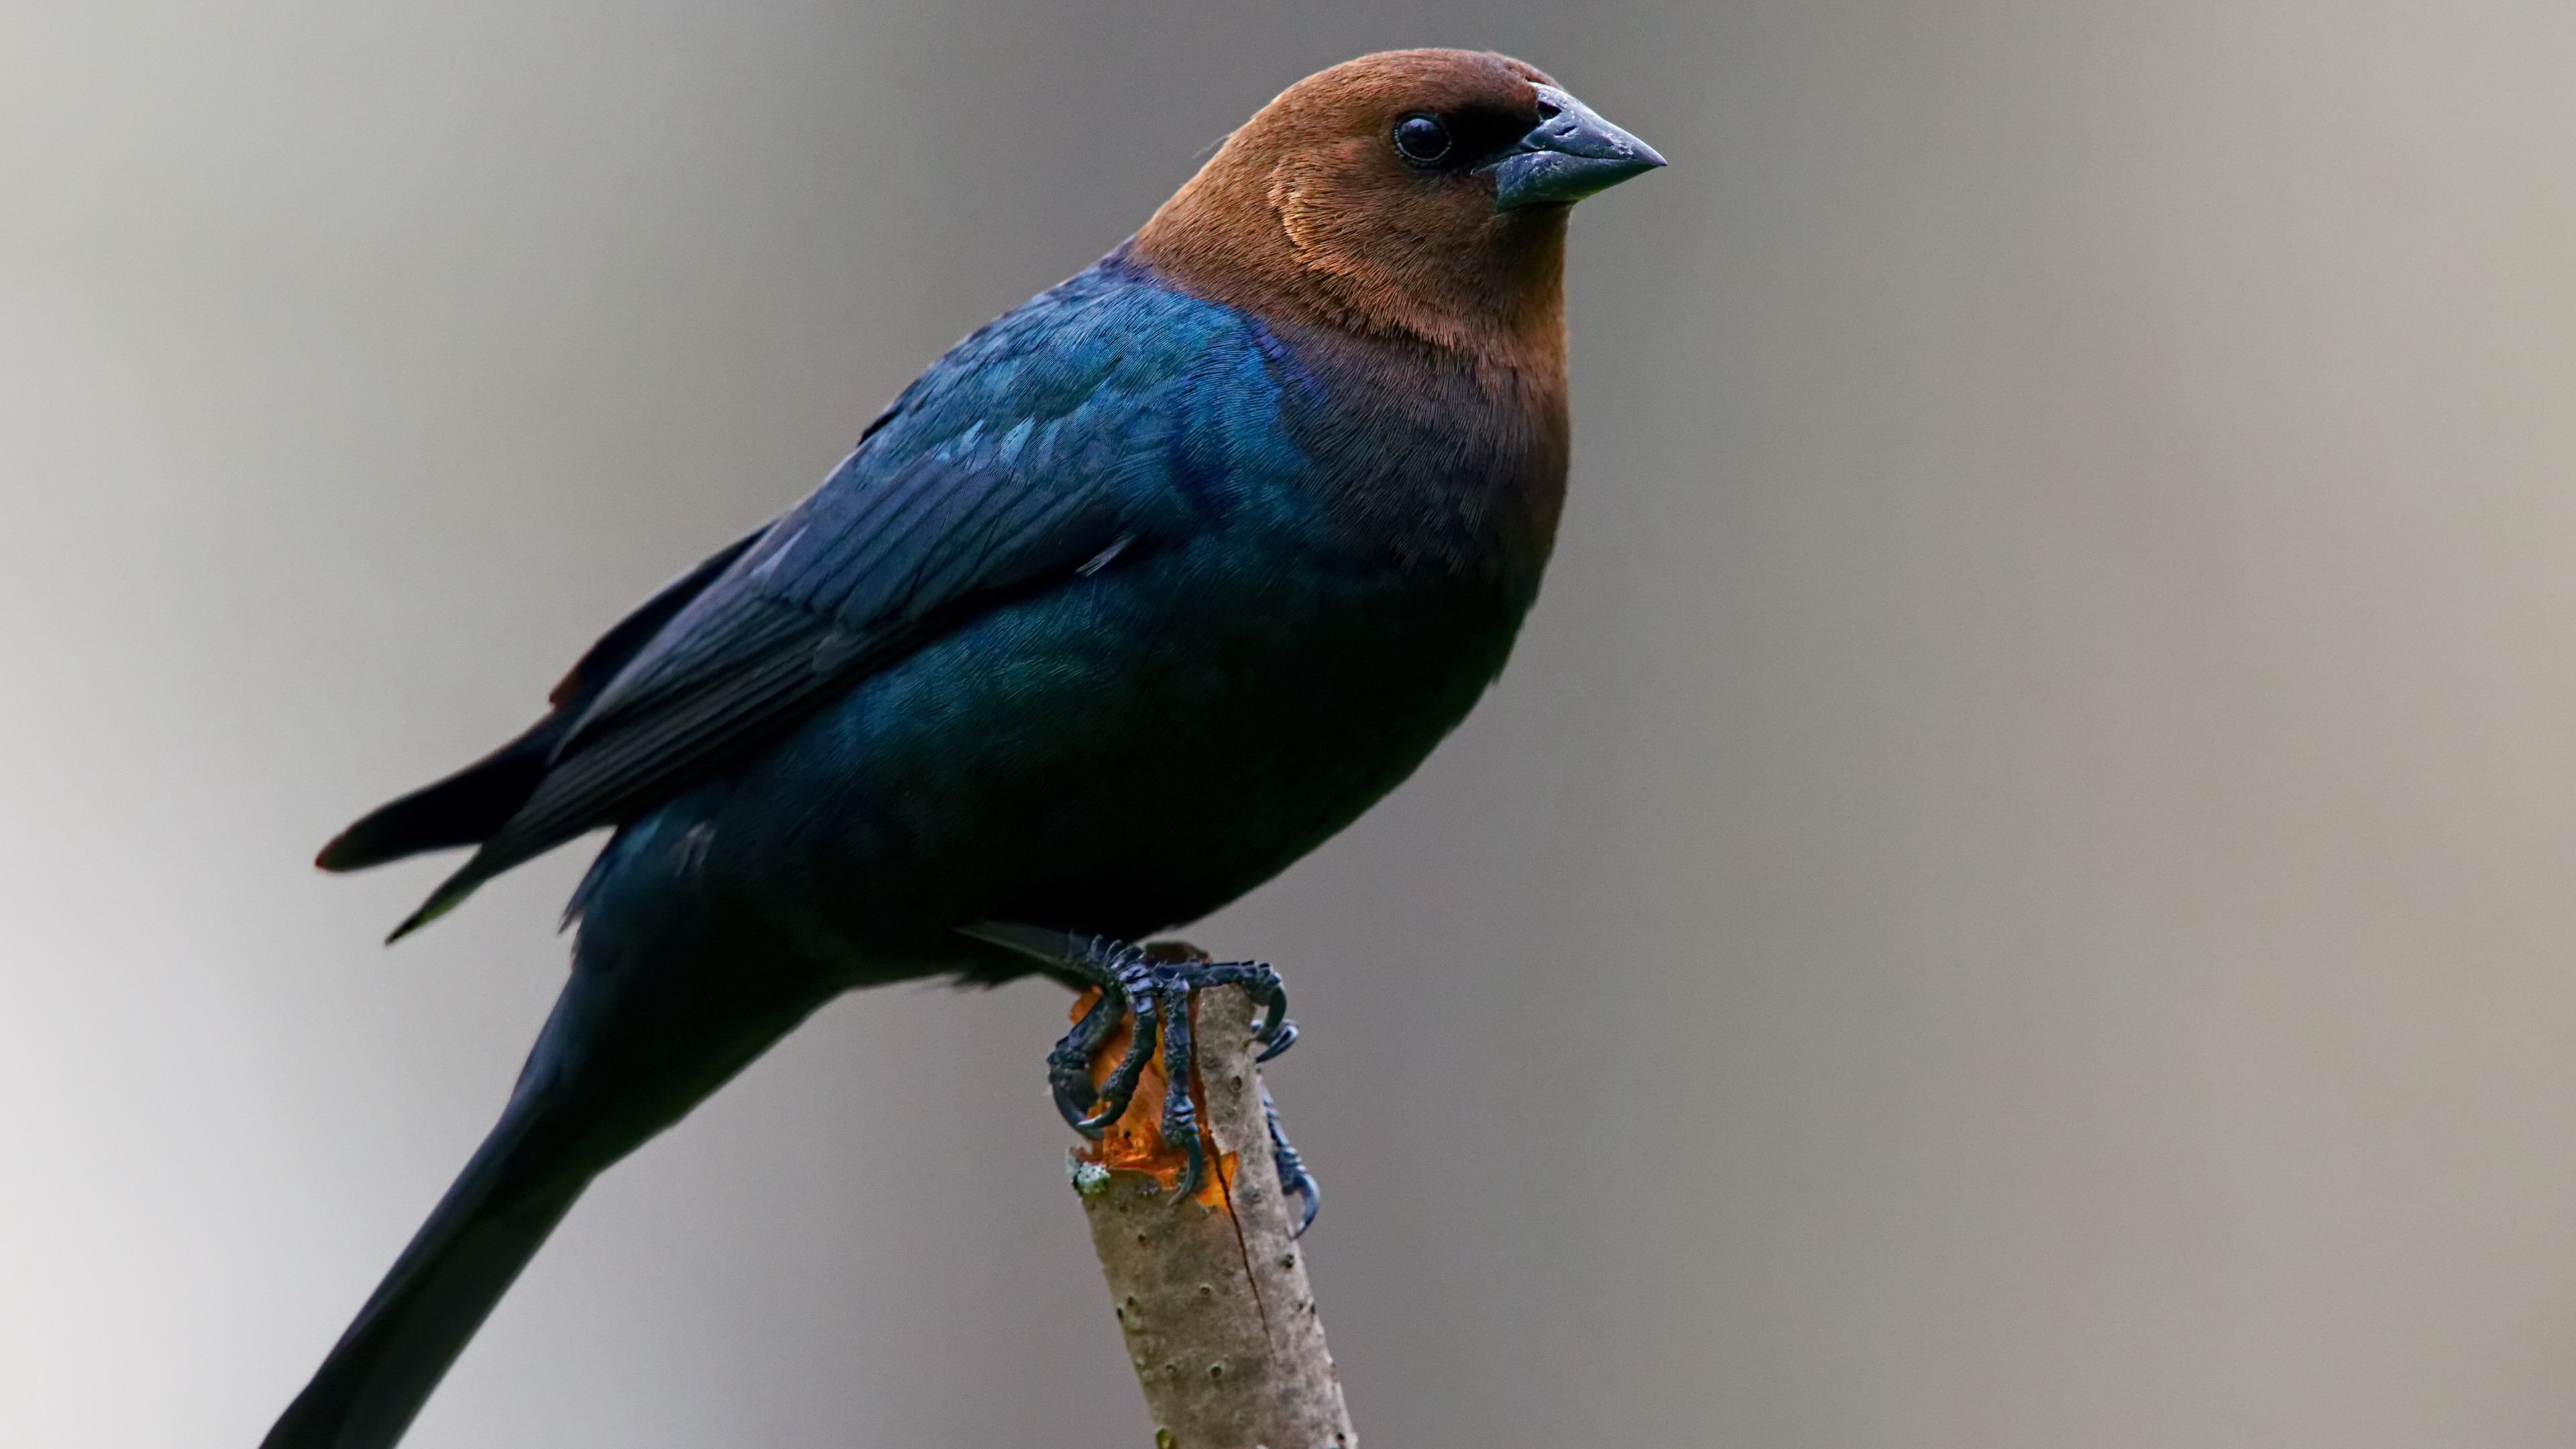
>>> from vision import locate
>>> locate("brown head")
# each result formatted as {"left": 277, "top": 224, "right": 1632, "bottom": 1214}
{"left": 1131, "top": 50, "right": 1663, "bottom": 368}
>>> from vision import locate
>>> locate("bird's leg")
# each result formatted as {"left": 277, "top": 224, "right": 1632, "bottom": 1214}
{"left": 994, "top": 928, "right": 1310, "bottom": 1219}
{"left": 1152, "top": 970, "right": 1207, "bottom": 1199}
{"left": 1049, "top": 936, "right": 1292, "bottom": 1134}
{"left": 1043, "top": 937, "right": 1160, "bottom": 1132}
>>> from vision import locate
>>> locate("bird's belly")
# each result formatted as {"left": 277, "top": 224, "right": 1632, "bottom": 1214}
{"left": 704, "top": 550, "right": 1526, "bottom": 959}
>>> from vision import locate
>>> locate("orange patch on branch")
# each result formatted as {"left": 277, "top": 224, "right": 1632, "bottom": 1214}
{"left": 1069, "top": 987, "right": 1239, "bottom": 1209}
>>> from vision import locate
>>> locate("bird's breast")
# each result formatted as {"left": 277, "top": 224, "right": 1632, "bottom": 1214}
{"left": 704, "top": 504, "right": 1535, "bottom": 956}
{"left": 1260, "top": 317, "right": 1571, "bottom": 594}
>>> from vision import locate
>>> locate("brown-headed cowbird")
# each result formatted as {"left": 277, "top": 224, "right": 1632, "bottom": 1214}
{"left": 269, "top": 48, "right": 1660, "bottom": 1449}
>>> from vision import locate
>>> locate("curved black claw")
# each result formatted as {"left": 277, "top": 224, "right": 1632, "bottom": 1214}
{"left": 1042, "top": 938, "right": 1158, "bottom": 1136}
{"left": 1255, "top": 1014, "right": 1298, "bottom": 1063}
{"left": 1030, "top": 933, "right": 1297, "bottom": 1208}
{"left": 1263, "top": 1081, "right": 1322, "bottom": 1237}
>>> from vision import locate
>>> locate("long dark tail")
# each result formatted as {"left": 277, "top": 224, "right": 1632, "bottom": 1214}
{"left": 262, "top": 1097, "right": 590, "bottom": 1449}
{"left": 264, "top": 918, "right": 826, "bottom": 1449}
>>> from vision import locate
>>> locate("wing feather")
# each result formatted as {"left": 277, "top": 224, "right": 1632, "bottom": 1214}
{"left": 381, "top": 268, "right": 1261, "bottom": 937}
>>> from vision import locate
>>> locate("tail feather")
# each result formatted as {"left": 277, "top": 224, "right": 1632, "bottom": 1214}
{"left": 262, "top": 1113, "right": 589, "bottom": 1449}
{"left": 384, "top": 852, "right": 509, "bottom": 944}
{"left": 315, "top": 738, "right": 554, "bottom": 875}
{"left": 315, "top": 526, "right": 767, "bottom": 880}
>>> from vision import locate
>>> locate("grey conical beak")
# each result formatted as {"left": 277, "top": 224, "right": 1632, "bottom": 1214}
{"left": 1485, "top": 84, "right": 1666, "bottom": 211}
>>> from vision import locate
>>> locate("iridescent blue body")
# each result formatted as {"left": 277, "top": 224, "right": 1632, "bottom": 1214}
{"left": 532, "top": 247, "right": 1558, "bottom": 1163}
{"left": 623, "top": 253, "right": 1542, "bottom": 958}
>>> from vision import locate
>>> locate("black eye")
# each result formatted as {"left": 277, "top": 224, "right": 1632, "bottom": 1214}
{"left": 1393, "top": 113, "right": 1452, "bottom": 165}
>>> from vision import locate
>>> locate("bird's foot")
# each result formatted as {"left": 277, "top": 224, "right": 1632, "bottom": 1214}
{"left": 1042, "top": 935, "right": 1295, "bottom": 1209}
{"left": 964, "top": 923, "right": 1316, "bottom": 1224}
{"left": 1260, "top": 1079, "right": 1321, "bottom": 1235}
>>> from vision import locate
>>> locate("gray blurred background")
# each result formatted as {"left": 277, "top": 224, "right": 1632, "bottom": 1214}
{"left": 7, "top": 1, "right": 2576, "bottom": 1444}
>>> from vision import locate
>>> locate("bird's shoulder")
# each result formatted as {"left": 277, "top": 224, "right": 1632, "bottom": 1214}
{"left": 737, "top": 254, "right": 1302, "bottom": 614}
{"left": 863, "top": 253, "right": 1269, "bottom": 461}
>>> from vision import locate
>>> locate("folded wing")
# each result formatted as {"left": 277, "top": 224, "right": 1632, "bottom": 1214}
{"left": 321, "top": 270, "right": 1260, "bottom": 939}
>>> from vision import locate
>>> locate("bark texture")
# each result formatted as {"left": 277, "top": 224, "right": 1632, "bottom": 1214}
{"left": 1071, "top": 983, "right": 1354, "bottom": 1449}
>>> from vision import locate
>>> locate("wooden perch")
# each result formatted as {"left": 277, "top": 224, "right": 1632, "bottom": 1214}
{"left": 1067, "top": 980, "right": 1354, "bottom": 1449}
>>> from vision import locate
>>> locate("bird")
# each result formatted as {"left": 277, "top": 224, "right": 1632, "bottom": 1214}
{"left": 264, "top": 47, "right": 1661, "bottom": 1449}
